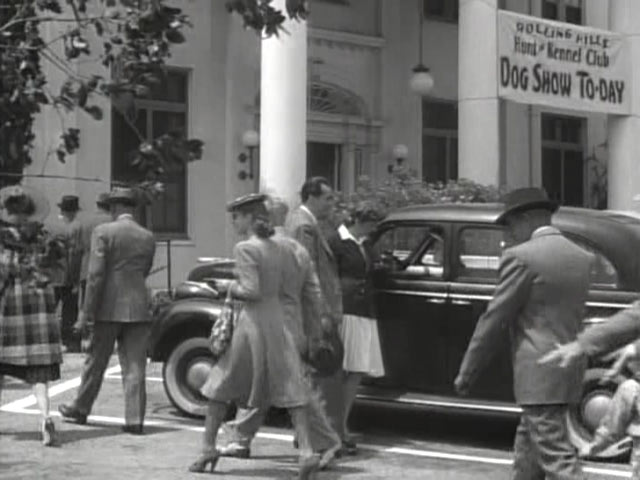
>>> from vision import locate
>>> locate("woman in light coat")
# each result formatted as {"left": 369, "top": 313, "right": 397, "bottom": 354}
{"left": 189, "top": 193, "right": 318, "bottom": 479}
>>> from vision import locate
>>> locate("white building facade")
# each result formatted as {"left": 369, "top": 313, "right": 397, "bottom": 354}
{"left": 25, "top": 0, "right": 640, "bottom": 291}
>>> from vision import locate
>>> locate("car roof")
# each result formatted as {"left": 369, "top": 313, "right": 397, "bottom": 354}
{"left": 380, "top": 203, "right": 640, "bottom": 289}
{"left": 384, "top": 203, "right": 640, "bottom": 227}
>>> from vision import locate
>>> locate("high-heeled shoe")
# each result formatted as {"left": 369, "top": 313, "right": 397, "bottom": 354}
{"left": 188, "top": 451, "right": 220, "bottom": 473}
{"left": 41, "top": 418, "right": 56, "bottom": 447}
{"left": 298, "top": 454, "right": 320, "bottom": 480}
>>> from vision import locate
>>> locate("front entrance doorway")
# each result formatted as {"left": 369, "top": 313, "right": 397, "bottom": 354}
{"left": 307, "top": 142, "right": 342, "bottom": 191}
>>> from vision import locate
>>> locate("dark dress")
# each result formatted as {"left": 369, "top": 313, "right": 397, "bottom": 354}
{"left": 0, "top": 223, "right": 63, "bottom": 383}
{"left": 328, "top": 225, "right": 384, "bottom": 377}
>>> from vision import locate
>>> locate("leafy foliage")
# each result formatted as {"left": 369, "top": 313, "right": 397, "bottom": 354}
{"left": 334, "top": 167, "right": 506, "bottom": 226}
{"left": 0, "top": 0, "right": 307, "bottom": 200}
{"left": 0, "top": 0, "right": 202, "bottom": 195}
{"left": 226, "top": 0, "right": 308, "bottom": 37}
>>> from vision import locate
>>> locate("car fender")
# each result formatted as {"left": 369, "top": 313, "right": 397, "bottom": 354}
{"left": 148, "top": 298, "right": 223, "bottom": 362}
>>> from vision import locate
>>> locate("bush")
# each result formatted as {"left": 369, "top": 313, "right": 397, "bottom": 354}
{"left": 334, "top": 168, "right": 507, "bottom": 225}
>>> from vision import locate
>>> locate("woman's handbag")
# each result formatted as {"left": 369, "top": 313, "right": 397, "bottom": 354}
{"left": 208, "top": 287, "right": 235, "bottom": 358}
{"left": 305, "top": 322, "right": 344, "bottom": 377}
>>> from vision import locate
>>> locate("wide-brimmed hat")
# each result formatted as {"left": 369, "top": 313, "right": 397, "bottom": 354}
{"left": 57, "top": 195, "right": 80, "bottom": 212}
{"left": 226, "top": 193, "right": 267, "bottom": 212}
{"left": 496, "top": 187, "right": 558, "bottom": 225}
{"left": 0, "top": 185, "right": 50, "bottom": 223}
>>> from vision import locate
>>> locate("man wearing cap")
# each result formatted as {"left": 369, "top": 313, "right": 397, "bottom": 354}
{"left": 48, "top": 195, "right": 83, "bottom": 352}
{"left": 59, "top": 188, "right": 156, "bottom": 434}
{"left": 76, "top": 193, "right": 113, "bottom": 351}
{"left": 454, "top": 187, "right": 595, "bottom": 479}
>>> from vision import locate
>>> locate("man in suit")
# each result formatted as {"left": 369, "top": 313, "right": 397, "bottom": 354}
{"left": 76, "top": 193, "right": 113, "bottom": 351}
{"left": 454, "top": 187, "right": 594, "bottom": 480}
{"left": 58, "top": 188, "right": 156, "bottom": 434}
{"left": 48, "top": 194, "right": 83, "bottom": 352}
{"left": 285, "top": 177, "right": 345, "bottom": 448}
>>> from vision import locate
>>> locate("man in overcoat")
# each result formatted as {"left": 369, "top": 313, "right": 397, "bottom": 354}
{"left": 48, "top": 194, "right": 83, "bottom": 352}
{"left": 58, "top": 188, "right": 156, "bottom": 434}
{"left": 454, "top": 187, "right": 594, "bottom": 480}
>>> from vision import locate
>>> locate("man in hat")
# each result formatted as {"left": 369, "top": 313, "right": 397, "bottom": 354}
{"left": 76, "top": 193, "right": 113, "bottom": 351}
{"left": 48, "top": 194, "right": 83, "bottom": 352}
{"left": 59, "top": 188, "right": 156, "bottom": 434}
{"left": 454, "top": 187, "right": 594, "bottom": 479}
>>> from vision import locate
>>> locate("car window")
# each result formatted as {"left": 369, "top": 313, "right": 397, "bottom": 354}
{"left": 566, "top": 235, "right": 619, "bottom": 288}
{"left": 456, "top": 227, "right": 505, "bottom": 282}
{"left": 372, "top": 224, "right": 445, "bottom": 277}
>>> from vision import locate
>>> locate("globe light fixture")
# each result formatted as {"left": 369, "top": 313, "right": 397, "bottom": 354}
{"left": 241, "top": 129, "right": 260, "bottom": 149}
{"left": 410, "top": 64, "right": 434, "bottom": 96}
{"left": 410, "top": 0, "right": 434, "bottom": 97}
{"left": 389, "top": 144, "right": 409, "bottom": 173}
{"left": 238, "top": 129, "right": 260, "bottom": 180}
{"left": 392, "top": 143, "right": 409, "bottom": 161}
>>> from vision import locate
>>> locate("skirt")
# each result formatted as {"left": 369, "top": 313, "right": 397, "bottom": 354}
{"left": 0, "top": 363, "right": 61, "bottom": 384}
{"left": 339, "top": 314, "right": 385, "bottom": 377}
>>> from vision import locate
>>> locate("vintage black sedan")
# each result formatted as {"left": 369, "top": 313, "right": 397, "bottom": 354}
{"left": 148, "top": 203, "right": 640, "bottom": 460}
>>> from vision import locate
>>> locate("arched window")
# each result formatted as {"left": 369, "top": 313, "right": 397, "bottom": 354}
{"left": 308, "top": 82, "right": 366, "bottom": 117}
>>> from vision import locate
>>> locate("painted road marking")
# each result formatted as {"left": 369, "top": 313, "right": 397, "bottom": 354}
{"left": 0, "top": 365, "right": 122, "bottom": 413}
{"left": 0, "top": 370, "right": 632, "bottom": 478}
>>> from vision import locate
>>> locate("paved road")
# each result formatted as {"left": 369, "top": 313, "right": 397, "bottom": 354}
{"left": 0, "top": 355, "right": 633, "bottom": 479}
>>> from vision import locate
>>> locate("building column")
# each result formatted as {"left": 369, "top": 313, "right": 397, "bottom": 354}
{"left": 458, "top": 0, "right": 501, "bottom": 186}
{"left": 259, "top": 0, "right": 307, "bottom": 206}
{"left": 607, "top": 0, "right": 640, "bottom": 211}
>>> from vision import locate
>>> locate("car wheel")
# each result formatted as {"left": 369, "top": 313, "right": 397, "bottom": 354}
{"left": 566, "top": 368, "right": 632, "bottom": 461}
{"left": 163, "top": 337, "right": 215, "bottom": 418}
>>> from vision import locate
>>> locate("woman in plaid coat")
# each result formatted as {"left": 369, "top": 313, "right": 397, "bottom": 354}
{"left": 0, "top": 185, "right": 64, "bottom": 446}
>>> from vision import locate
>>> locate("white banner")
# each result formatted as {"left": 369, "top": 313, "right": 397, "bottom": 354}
{"left": 497, "top": 10, "right": 630, "bottom": 115}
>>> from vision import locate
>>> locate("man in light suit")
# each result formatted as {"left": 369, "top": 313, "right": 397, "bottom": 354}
{"left": 454, "top": 188, "right": 594, "bottom": 480}
{"left": 59, "top": 188, "right": 156, "bottom": 434}
{"left": 285, "top": 177, "right": 345, "bottom": 449}
{"left": 76, "top": 192, "right": 113, "bottom": 351}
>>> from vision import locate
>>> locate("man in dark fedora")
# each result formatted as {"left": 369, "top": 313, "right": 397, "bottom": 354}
{"left": 454, "top": 187, "right": 594, "bottom": 479}
{"left": 59, "top": 188, "right": 156, "bottom": 434}
{"left": 49, "top": 194, "right": 83, "bottom": 352}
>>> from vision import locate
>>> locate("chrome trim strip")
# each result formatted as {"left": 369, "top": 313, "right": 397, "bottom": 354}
{"left": 586, "top": 302, "right": 633, "bottom": 309}
{"left": 449, "top": 294, "right": 493, "bottom": 301}
{"left": 357, "top": 394, "right": 522, "bottom": 413}
{"left": 378, "top": 290, "right": 448, "bottom": 298}
{"left": 380, "top": 291, "right": 632, "bottom": 309}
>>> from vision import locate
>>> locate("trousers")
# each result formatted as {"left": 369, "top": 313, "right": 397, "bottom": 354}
{"left": 73, "top": 321, "right": 150, "bottom": 425}
{"left": 55, "top": 285, "right": 80, "bottom": 351}
{"left": 225, "top": 371, "right": 340, "bottom": 451}
{"left": 512, "top": 404, "right": 585, "bottom": 480}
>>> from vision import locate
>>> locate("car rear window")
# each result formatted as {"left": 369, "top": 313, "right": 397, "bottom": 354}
{"left": 456, "top": 227, "right": 504, "bottom": 281}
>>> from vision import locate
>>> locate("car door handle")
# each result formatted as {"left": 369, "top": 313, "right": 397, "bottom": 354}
{"left": 426, "top": 298, "right": 446, "bottom": 304}
{"left": 451, "top": 299, "right": 471, "bottom": 306}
